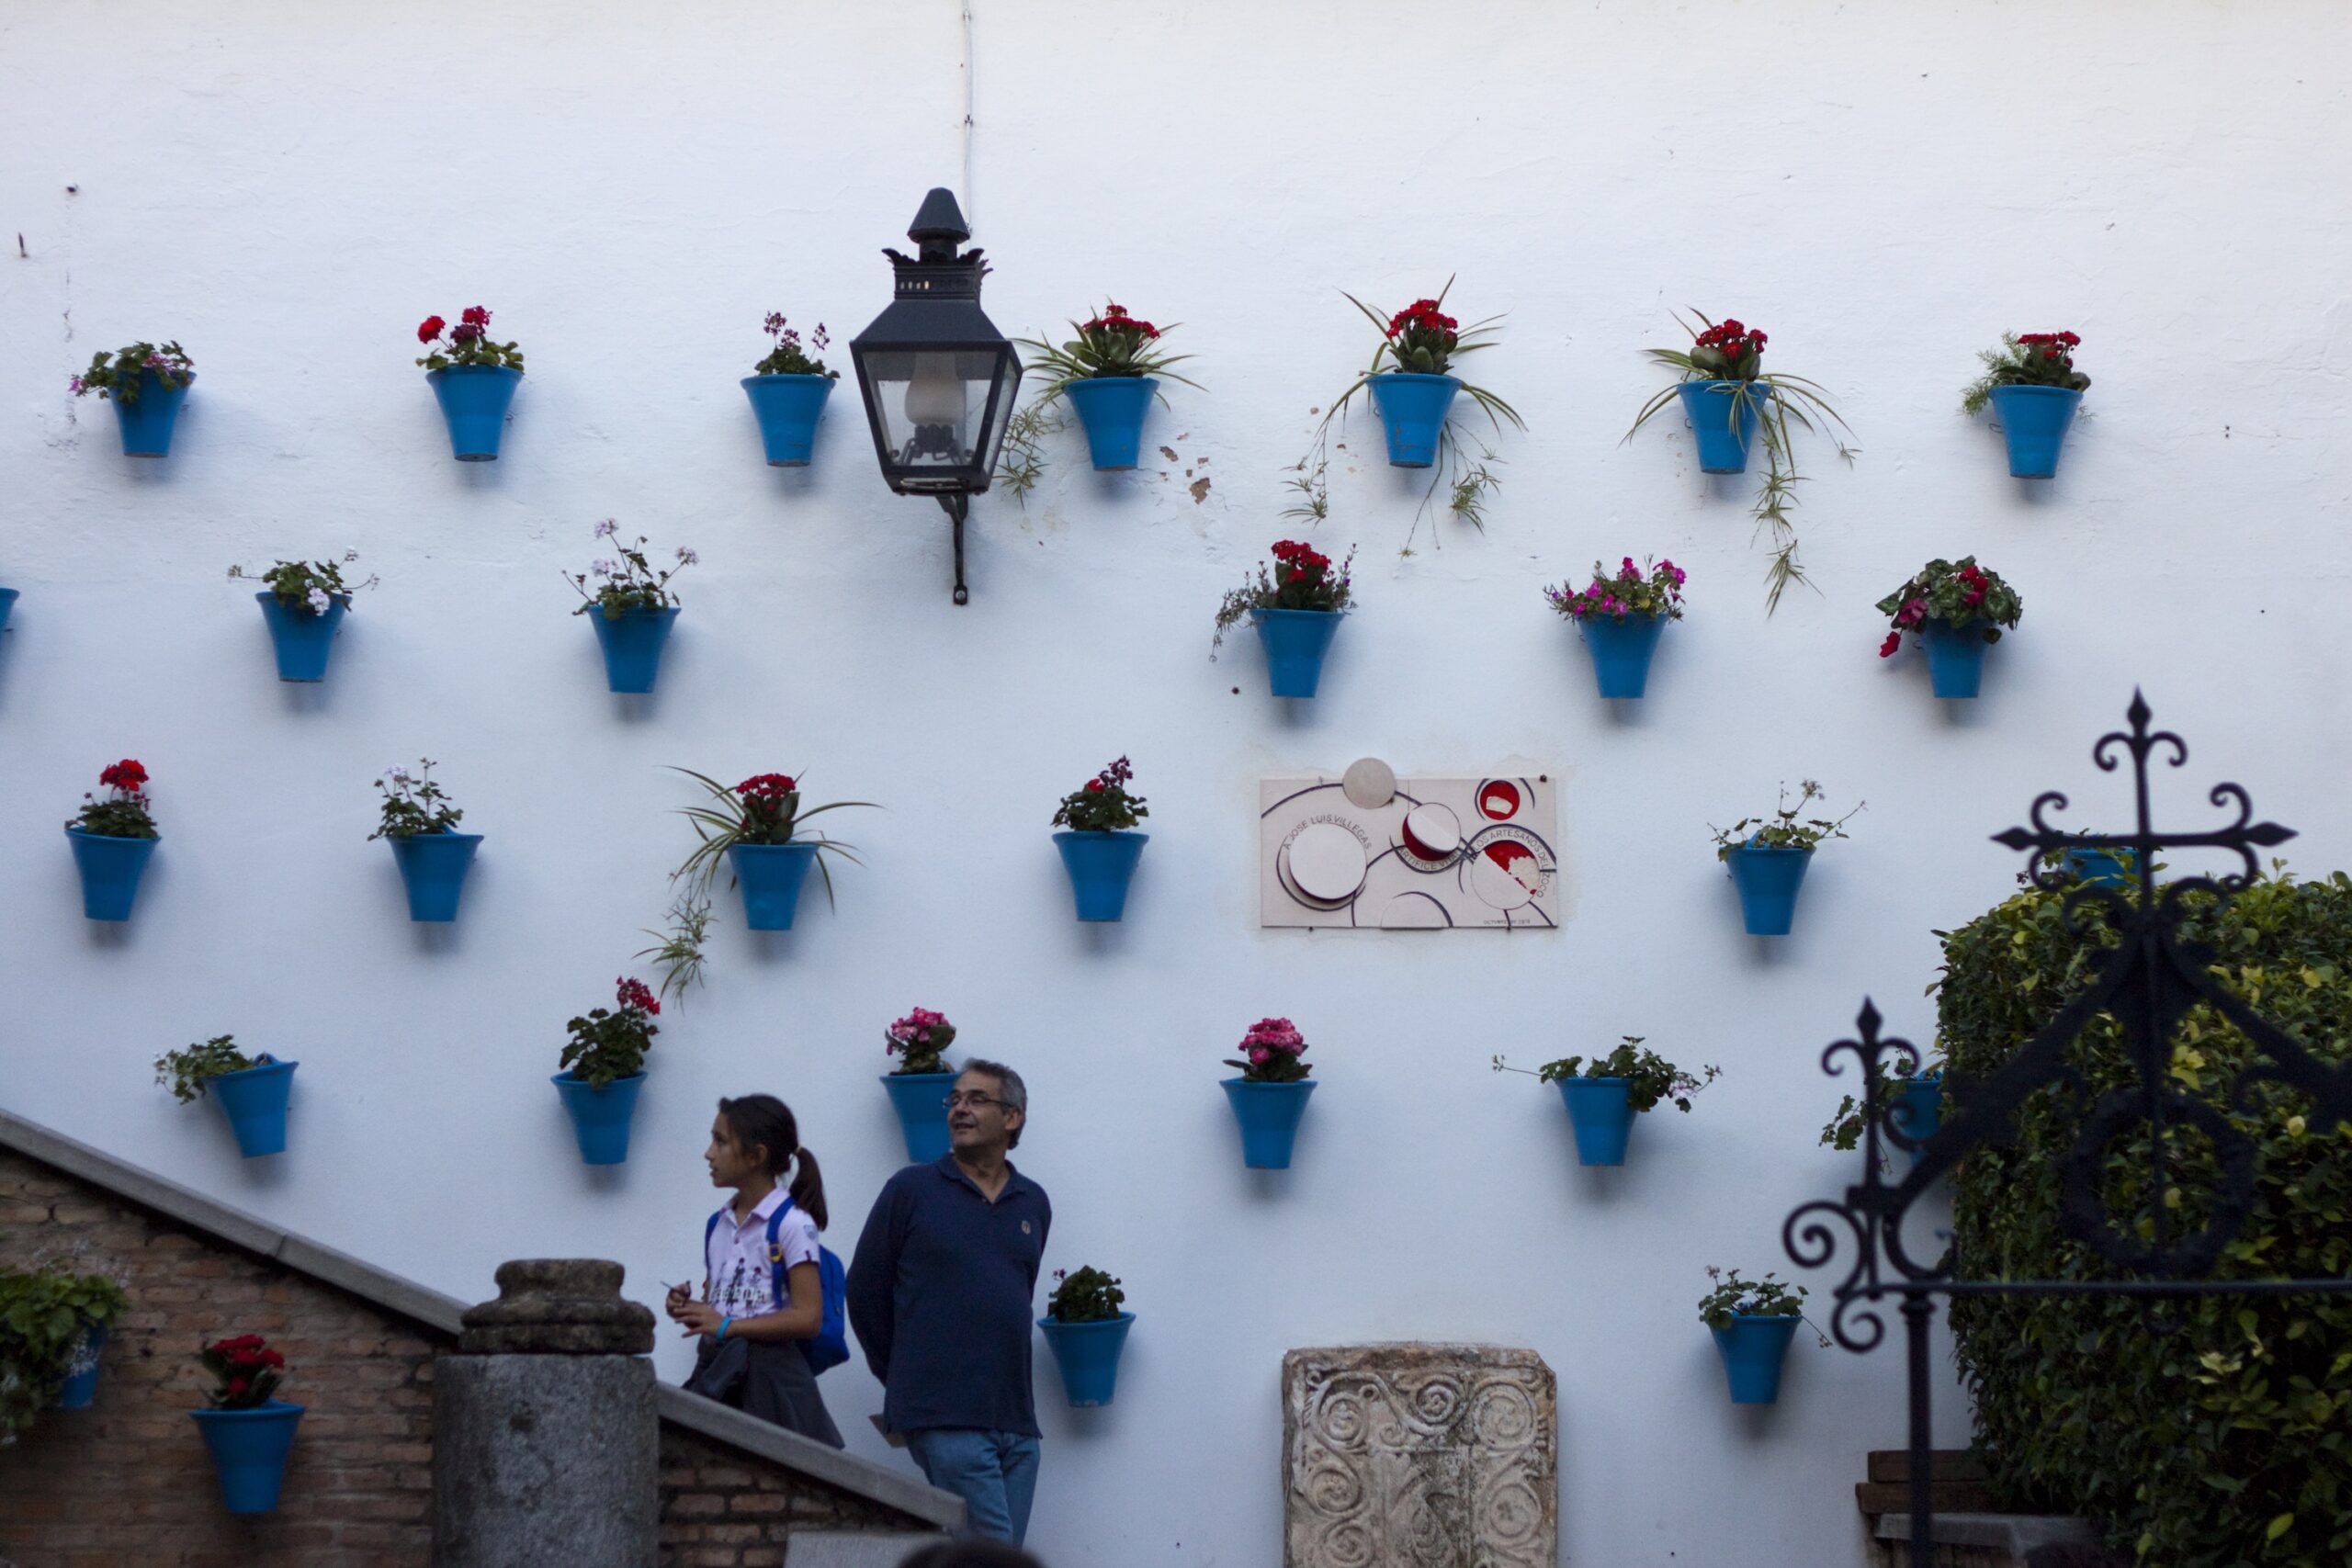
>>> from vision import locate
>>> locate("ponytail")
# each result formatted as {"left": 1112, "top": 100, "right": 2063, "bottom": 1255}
{"left": 787, "top": 1146, "right": 829, "bottom": 1231}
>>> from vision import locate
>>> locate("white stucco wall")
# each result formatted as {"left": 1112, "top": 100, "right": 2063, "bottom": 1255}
{"left": 6, "top": 2, "right": 2349, "bottom": 1562}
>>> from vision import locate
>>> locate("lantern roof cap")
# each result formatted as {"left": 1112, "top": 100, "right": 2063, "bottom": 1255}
{"left": 909, "top": 187, "right": 971, "bottom": 251}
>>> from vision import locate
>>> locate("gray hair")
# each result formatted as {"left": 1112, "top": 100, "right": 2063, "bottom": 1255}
{"left": 960, "top": 1059, "right": 1027, "bottom": 1147}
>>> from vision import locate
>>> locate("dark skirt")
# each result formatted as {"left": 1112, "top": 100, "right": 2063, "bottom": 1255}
{"left": 684, "top": 1335, "right": 844, "bottom": 1449}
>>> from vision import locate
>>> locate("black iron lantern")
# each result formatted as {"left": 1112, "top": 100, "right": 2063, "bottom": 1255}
{"left": 849, "top": 187, "right": 1023, "bottom": 604}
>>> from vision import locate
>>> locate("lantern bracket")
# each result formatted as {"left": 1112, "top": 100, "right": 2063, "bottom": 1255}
{"left": 938, "top": 492, "right": 969, "bottom": 605}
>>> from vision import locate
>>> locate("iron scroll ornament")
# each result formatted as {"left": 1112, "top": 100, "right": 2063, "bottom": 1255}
{"left": 1776, "top": 694, "right": 2352, "bottom": 1568}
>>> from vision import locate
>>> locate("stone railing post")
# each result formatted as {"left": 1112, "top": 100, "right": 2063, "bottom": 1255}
{"left": 432, "top": 1258, "right": 658, "bottom": 1568}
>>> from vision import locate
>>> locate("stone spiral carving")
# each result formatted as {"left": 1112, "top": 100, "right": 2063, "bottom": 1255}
{"left": 1283, "top": 1344, "right": 1555, "bottom": 1568}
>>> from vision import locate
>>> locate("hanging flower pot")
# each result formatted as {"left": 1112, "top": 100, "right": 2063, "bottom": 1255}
{"left": 1063, "top": 376, "right": 1159, "bottom": 470}
{"left": 1050, "top": 757, "right": 1148, "bottom": 921}
{"left": 1250, "top": 608, "right": 1344, "bottom": 698}
{"left": 1007, "top": 304, "right": 1197, "bottom": 486}
{"left": 56, "top": 1325, "right": 108, "bottom": 1410}
{"left": 1964, "top": 333, "right": 2089, "bottom": 479}
{"left": 190, "top": 1334, "right": 300, "bottom": 1514}
{"left": 1215, "top": 543, "right": 1355, "bottom": 700}
{"left": 741, "top": 376, "right": 834, "bottom": 465}
{"left": 1367, "top": 373, "right": 1461, "bottom": 467}
{"left": 63, "top": 757, "right": 162, "bottom": 921}
{"left": 1221, "top": 1078, "right": 1315, "bottom": 1168}
{"left": 1673, "top": 380, "right": 1763, "bottom": 474}
{"left": 1498, "top": 1038, "right": 1719, "bottom": 1168}
{"left": 571, "top": 523, "right": 695, "bottom": 693}
{"left": 2064, "top": 847, "right": 2134, "bottom": 887}
{"left": 1549, "top": 558, "right": 1687, "bottom": 700}
{"left": 552, "top": 977, "right": 661, "bottom": 1165}
{"left": 1699, "top": 1269, "right": 1808, "bottom": 1404}
{"left": 553, "top": 1072, "right": 646, "bottom": 1165}
{"left": 672, "top": 771, "right": 871, "bottom": 944}
{"left": 879, "top": 1007, "right": 957, "bottom": 1162}
{"left": 1714, "top": 783, "right": 1860, "bottom": 936}
{"left": 1039, "top": 1268, "right": 1132, "bottom": 1406}
{"left": 71, "top": 344, "right": 197, "bottom": 458}
{"left": 253, "top": 592, "right": 346, "bottom": 682}
{"left": 727, "top": 842, "right": 820, "bottom": 931}
{"left": 211, "top": 1059, "right": 299, "bottom": 1157}
{"left": 589, "top": 606, "right": 681, "bottom": 694}
{"left": 1892, "top": 1074, "right": 1942, "bottom": 1168}
{"left": 416, "top": 309, "right": 524, "bottom": 460}
{"left": 389, "top": 831, "right": 482, "bottom": 921}
{"left": 0, "top": 586, "right": 19, "bottom": 633}
{"left": 1555, "top": 1077, "right": 1634, "bottom": 1165}
{"left": 1919, "top": 621, "right": 1995, "bottom": 698}
{"left": 1878, "top": 558, "right": 2020, "bottom": 700}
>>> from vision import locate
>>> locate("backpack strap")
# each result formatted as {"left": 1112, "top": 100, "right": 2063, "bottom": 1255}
{"left": 766, "top": 1198, "right": 796, "bottom": 1313}
{"left": 701, "top": 1209, "right": 722, "bottom": 1294}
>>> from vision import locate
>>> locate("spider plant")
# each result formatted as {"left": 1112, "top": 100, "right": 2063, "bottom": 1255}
{"left": 1625, "top": 310, "right": 1857, "bottom": 612}
{"left": 1016, "top": 303, "right": 1201, "bottom": 403}
{"left": 666, "top": 768, "right": 874, "bottom": 908}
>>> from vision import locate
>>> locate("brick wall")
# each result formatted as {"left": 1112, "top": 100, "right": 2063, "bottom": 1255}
{"left": 0, "top": 1145, "right": 942, "bottom": 1568}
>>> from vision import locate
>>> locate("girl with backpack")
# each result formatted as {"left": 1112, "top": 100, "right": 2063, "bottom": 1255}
{"left": 666, "top": 1094, "right": 846, "bottom": 1448}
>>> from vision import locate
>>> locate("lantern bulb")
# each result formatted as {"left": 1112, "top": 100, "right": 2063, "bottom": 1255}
{"left": 904, "top": 363, "right": 967, "bottom": 426}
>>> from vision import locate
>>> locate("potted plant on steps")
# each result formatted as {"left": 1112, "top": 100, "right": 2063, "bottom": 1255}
{"left": 1052, "top": 757, "right": 1149, "bottom": 921}
{"left": 1963, "top": 331, "right": 2089, "bottom": 478}
{"left": 188, "top": 1334, "right": 302, "bottom": 1514}
{"left": 671, "top": 769, "right": 871, "bottom": 932}
{"left": 72, "top": 341, "right": 195, "bottom": 457}
{"left": 1626, "top": 313, "right": 1855, "bottom": 611}
{"left": 370, "top": 759, "right": 481, "bottom": 922}
{"left": 228, "top": 551, "right": 377, "bottom": 682}
{"left": 741, "top": 312, "right": 840, "bottom": 466}
{"left": 0, "top": 1264, "right": 128, "bottom": 1432}
{"left": 553, "top": 976, "right": 662, "bottom": 1165}
{"left": 63, "top": 759, "right": 160, "bottom": 921}
{"left": 1212, "top": 540, "right": 1356, "bottom": 699}
{"left": 570, "top": 520, "right": 697, "bottom": 694}
{"left": 1221, "top": 1017, "right": 1317, "bottom": 1169}
{"left": 1711, "top": 781, "right": 1863, "bottom": 936}
{"left": 1544, "top": 556, "right": 1687, "bottom": 700}
{"left": 1699, "top": 1268, "right": 1812, "bottom": 1404}
{"left": 880, "top": 1006, "right": 958, "bottom": 1163}
{"left": 417, "top": 307, "right": 524, "bottom": 460}
{"left": 1016, "top": 302, "right": 1200, "bottom": 472}
{"left": 1876, "top": 556, "right": 2022, "bottom": 699}
{"left": 1038, "top": 1266, "right": 1134, "bottom": 1407}
{"left": 156, "top": 1035, "right": 299, "bottom": 1158}
{"left": 1493, "top": 1036, "right": 1720, "bottom": 1167}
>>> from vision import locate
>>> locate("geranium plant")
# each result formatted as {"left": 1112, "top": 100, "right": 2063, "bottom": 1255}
{"left": 154, "top": 1035, "right": 266, "bottom": 1103}
{"left": 886, "top": 1008, "right": 956, "bottom": 1076}
{"left": 1000, "top": 303, "right": 1202, "bottom": 494}
{"left": 1544, "top": 556, "right": 1686, "bottom": 623}
{"left": 198, "top": 1334, "right": 287, "bottom": 1410}
{"left": 1962, "top": 331, "right": 2088, "bottom": 412}
{"left": 1289, "top": 281, "right": 1525, "bottom": 550}
{"left": 1626, "top": 312, "right": 1855, "bottom": 610}
{"left": 1224, "top": 1017, "right": 1312, "bottom": 1084}
{"left": 1698, "top": 1267, "right": 1809, "bottom": 1330}
{"left": 368, "top": 759, "right": 464, "bottom": 840}
{"left": 1211, "top": 540, "right": 1355, "bottom": 655}
{"left": 560, "top": 976, "right": 662, "bottom": 1089}
{"left": 71, "top": 342, "right": 193, "bottom": 404}
{"left": 1711, "top": 780, "right": 1862, "bottom": 859}
{"left": 1046, "top": 1266, "right": 1126, "bottom": 1325}
{"left": 669, "top": 769, "right": 871, "bottom": 897}
{"left": 570, "top": 520, "right": 696, "bottom": 618}
{"left": 0, "top": 1263, "right": 129, "bottom": 1440}
{"left": 1876, "top": 557, "right": 2022, "bottom": 659}
{"left": 1492, "top": 1036, "right": 1719, "bottom": 1112}
{"left": 228, "top": 551, "right": 376, "bottom": 616}
{"left": 1051, "top": 757, "right": 1148, "bottom": 833}
{"left": 415, "top": 307, "right": 523, "bottom": 372}
{"left": 66, "top": 760, "right": 157, "bottom": 840}
{"left": 752, "top": 313, "right": 837, "bottom": 378}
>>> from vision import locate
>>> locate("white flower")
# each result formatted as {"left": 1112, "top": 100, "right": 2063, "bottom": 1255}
{"left": 592, "top": 559, "right": 617, "bottom": 578}
{"left": 675, "top": 547, "right": 698, "bottom": 565}
{"left": 594, "top": 519, "right": 619, "bottom": 539}
{"left": 306, "top": 587, "right": 332, "bottom": 615}
{"left": 386, "top": 764, "right": 413, "bottom": 784}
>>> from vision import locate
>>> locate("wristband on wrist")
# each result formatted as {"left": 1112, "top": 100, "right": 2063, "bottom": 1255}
{"left": 718, "top": 1316, "right": 732, "bottom": 1342}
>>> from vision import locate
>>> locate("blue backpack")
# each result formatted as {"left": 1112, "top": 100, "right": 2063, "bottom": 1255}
{"left": 704, "top": 1198, "right": 850, "bottom": 1374}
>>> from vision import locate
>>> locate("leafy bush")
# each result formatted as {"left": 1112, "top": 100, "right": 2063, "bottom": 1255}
{"left": 154, "top": 1035, "right": 262, "bottom": 1102}
{"left": 1046, "top": 1266, "right": 1126, "bottom": 1325}
{"left": 0, "top": 1265, "right": 128, "bottom": 1441}
{"left": 1697, "top": 1266, "right": 1806, "bottom": 1330}
{"left": 1940, "top": 868, "right": 2352, "bottom": 1567}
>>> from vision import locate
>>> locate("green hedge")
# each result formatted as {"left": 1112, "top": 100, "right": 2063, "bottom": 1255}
{"left": 1940, "top": 869, "right": 2352, "bottom": 1567}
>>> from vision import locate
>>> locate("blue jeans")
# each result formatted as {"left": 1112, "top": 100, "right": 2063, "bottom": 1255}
{"left": 905, "top": 1427, "right": 1042, "bottom": 1544}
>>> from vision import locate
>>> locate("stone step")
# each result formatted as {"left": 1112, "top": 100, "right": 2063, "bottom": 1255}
{"left": 786, "top": 1533, "right": 945, "bottom": 1568}
{"left": 1856, "top": 1479, "right": 1997, "bottom": 1516}
{"left": 1868, "top": 1448, "right": 1988, "bottom": 1483}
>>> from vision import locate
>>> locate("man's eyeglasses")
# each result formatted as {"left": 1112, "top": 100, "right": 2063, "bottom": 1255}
{"left": 943, "top": 1091, "right": 1006, "bottom": 1111}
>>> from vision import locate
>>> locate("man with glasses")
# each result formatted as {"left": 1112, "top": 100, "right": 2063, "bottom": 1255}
{"left": 847, "top": 1059, "right": 1052, "bottom": 1544}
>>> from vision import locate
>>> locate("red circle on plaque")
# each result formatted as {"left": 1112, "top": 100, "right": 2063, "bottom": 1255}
{"left": 1477, "top": 781, "right": 1521, "bottom": 821}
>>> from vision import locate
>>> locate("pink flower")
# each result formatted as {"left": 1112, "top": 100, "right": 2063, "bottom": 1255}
{"left": 1879, "top": 631, "right": 1902, "bottom": 659}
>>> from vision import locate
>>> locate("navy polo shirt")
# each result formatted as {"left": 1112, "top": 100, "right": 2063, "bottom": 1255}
{"left": 846, "top": 1153, "right": 1052, "bottom": 1437}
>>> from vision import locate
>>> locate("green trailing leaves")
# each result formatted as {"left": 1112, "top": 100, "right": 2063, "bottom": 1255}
{"left": 0, "top": 1266, "right": 128, "bottom": 1440}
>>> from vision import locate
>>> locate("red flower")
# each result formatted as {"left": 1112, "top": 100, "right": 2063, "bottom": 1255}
{"left": 450, "top": 322, "right": 481, "bottom": 344}
{"left": 1879, "top": 631, "right": 1902, "bottom": 659}
{"left": 99, "top": 759, "right": 149, "bottom": 791}
{"left": 616, "top": 976, "right": 660, "bottom": 1016}
{"left": 461, "top": 306, "right": 491, "bottom": 327}
{"left": 736, "top": 773, "right": 797, "bottom": 799}
{"left": 1085, "top": 779, "right": 1104, "bottom": 793}
{"left": 417, "top": 316, "right": 446, "bottom": 344}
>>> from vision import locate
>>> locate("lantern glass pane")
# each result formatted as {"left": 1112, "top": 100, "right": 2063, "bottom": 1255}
{"left": 860, "top": 348, "right": 1008, "bottom": 488}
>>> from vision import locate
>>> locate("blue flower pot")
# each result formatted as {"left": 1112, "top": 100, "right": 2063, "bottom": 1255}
{"left": 253, "top": 592, "right": 346, "bottom": 682}
{"left": 1063, "top": 376, "right": 1158, "bottom": 470}
{"left": 1988, "top": 385, "right": 2081, "bottom": 479}
{"left": 190, "top": 1400, "right": 305, "bottom": 1513}
{"left": 66, "top": 828, "right": 157, "bottom": 921}
{"left": 112, "top": 371, "right": 191, "bottom": 457}
{"left": 389, "top": 831, "right": 482, "bottom": 922}
{"left": 1221, "top": 1077, "right": 1316, "bottom": 1169}
{"left": 0, "top": 586, "right": 18, "bottom": 633}
{"left": 881, "top": 1071, "right": 957, "bottom": 1164}
{"left": 2065, "top": 848, "right": 2134, "bottom": 888}
{"left": 1038, "top": 1313, "right": 1135, "bottom": 1407}
{"left": 553, "top": 1072, "right": 645, "bottom": 1166}
{"left": 56, "top": 1325, "right": 107, "bottom": 1410}
{"left": 1250, "top": 608, "right": 1344, "bottom": 699}
{"left": 211, "top": 1058, "right": 297, "bottom": 1158}
{"left": 1556, "top": 1077, "right": 1635, "bottom": 1167}
{"left": 426, "top": 365, "right": 521, "bottom": 460}
{"left": 587, "top": 605, "right": 680, "bottom": 694}
{"left": 1366, "top": 373, "right": 1461, "bottom": 467}
{"left": 1053, "top": 830, "right": 1147, "bottom": 922}
{"left": 1578, "top": 614, "right": 1668, "bottom": 699}
{"left": 1724, "top": 842, "right": 1814, "bottom": 936}
{"left": 1677, "top": 379, "right": 1765, "bottom": 474}
{"left": 741, "top": 374, "right": 834, "bottom": 466}
{"left": 728, "top": 841, "right": 820, "bottom": 931}
{"left": 1919, "top": 621, "right": 1994, "bottom": 699}
{"left": 1892, "top": 1074, "right": 1942, "bottom": 1167}
{"left": 1712, "top": 1314, "right": 1801, "bottom": 1404}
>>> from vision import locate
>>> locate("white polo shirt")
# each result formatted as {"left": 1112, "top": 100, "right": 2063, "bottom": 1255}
{"left": 704, "top": 1187, "right": 821, "bottom": 1319}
